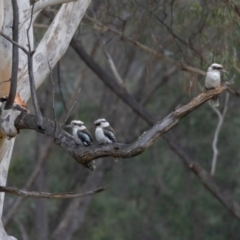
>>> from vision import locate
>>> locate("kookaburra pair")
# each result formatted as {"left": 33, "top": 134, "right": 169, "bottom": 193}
{"left": 66, "top": 119, "right": 117, "bottom": 167}
{"left": 66, "top": 118, "right": 116, "bottom": 147}
{"left": 205, "top": 63, "right": 227, "bottom": 107}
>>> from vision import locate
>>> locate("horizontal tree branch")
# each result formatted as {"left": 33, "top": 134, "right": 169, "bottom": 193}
{"left": 0, "top": 186, "right": 105, "bottom": 199}
{"left": 15, "top": 84, "right": 229, "bottom": 164}
{"left": 70, "top": 35, "right": 240, "bottom": 223}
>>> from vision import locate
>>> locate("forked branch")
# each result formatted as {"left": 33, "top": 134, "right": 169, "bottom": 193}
{"left": 14, "top": 84, "right": 229, "bottom": 164}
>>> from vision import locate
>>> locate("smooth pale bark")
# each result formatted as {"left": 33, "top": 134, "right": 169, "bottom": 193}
{"left": 0, "top": 0, "right": 92, "bottom": 239}
{"left": 0, "top": 1, "right": 31, "bottom": 238}
{"left": 0, "top": 2, "right": 4, "bottom": 31}
{"left": 18, "top": 0, "right": 91, "bottom": 101}
{"left": 0, "top": 1, "right": 12, "bottom": 98}
{"left": 23, "top": 0, "right": 78, "bottom": 22}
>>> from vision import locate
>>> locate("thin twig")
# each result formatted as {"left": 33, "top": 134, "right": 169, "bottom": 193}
{"left": 0, "top": 186, "right": 106, "bottom": 199}
{"left": 0, "top": 31, "right": 28, "bottom": 54}
{"left": 5, "top": 0, "right": 19, "bottom": 110}
{"left": 210, "top": 92, "right": 229, "bottom": 175}
{"left": 26, "top": 3, "right": 43, "bottom": 127}
{"left": 61, "top": 87, "right": 81, "bottom": 125}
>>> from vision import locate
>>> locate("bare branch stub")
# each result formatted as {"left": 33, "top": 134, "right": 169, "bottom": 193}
{"left": 4, "top": 0, "right": 19, "bottom": 110}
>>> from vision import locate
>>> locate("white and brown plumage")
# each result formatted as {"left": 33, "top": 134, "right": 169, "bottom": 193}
{"left": 94, "top": 118, "right": 118, "bottom": 162}
{"left": 65, "top": 120, "right": 94, "bottom": 170}
{"left": 94, "top": 118, "right": 116, "bottom": 144}
{"left": 205, "top": 63, "right": 227, "bottom": 107}
{"left": 66, "top": 120, "right": 93, "bottom": 147}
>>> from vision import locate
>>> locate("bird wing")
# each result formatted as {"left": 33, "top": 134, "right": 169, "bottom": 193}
{"left": 77, "top": 129, "right": 93, "bottom": 146}
{"left": 103, "top": 126, "right": 116, "bottom": 143}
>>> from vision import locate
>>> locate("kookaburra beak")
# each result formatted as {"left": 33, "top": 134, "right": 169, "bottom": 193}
{"left": 221, "top": 69, "right": 228, "bottom": 73}
{"left": 65, "top": 124, "right": 72, "bottom": 129}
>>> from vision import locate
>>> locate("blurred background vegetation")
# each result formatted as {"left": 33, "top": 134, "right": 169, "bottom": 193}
{"left": 3, "top": 0, "right": 240, "bottom": 239}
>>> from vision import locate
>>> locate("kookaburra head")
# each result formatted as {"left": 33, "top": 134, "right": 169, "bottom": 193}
{"left": 205, "top": 63, "right": 227, "bottom": 108}
{"left": 66, "top": 120, "right": 85, "bottom": 131}
{"left": 94, "top": 118, "right": 109, "bottom": 128}
{"left": 207, "top": 63, "right": 227, "bottom": 74}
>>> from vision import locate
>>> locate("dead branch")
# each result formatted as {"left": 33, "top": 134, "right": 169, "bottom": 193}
{"left": 0, "top": 186, "right": 105, "bottom": 199}
{"left": 14, "top": 83, "right": 229, "bottom": 164}
{"left": 4, "top": 0, "right": 19, "bottom": 110}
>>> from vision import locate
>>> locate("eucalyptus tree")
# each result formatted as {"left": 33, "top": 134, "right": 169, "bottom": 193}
{"left": 0, "top": 1, "right": 91, "bottom": 239}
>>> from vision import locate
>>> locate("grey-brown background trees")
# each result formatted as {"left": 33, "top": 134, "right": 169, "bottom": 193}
{"left": 1, "top": 0, "right": 240, "bottom": 239}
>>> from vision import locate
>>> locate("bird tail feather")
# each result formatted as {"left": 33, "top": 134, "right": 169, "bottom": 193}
{"left": 210, "top": 96, "right": 219, "bottom": 108}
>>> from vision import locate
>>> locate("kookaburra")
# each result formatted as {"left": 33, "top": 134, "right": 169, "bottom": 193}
{"left": 94, "top": 118, "right": 116, "bottom": 144}
{"left": 66, "top": 120, "right": 93, "bottom": 147}
{"left": 205, "top": 63, "right": 227, "bottom": 107}
{"left": 94, "top": 118, "right": 118, "bottom": 161}
{"left": 65, "top": 120, "right": 94, "bottom": 170}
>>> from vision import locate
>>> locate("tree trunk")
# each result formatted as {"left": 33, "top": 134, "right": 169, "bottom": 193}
{"left": 0, "top": 0, "right": 92, "bottom": 238}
